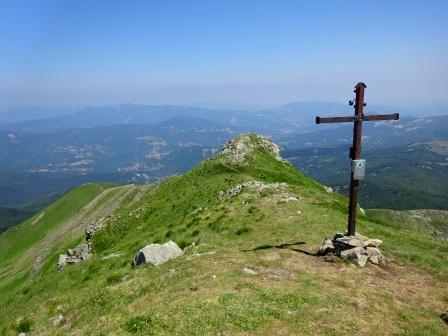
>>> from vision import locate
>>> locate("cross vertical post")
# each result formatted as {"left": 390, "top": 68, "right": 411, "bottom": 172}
{"left": 347, "top": 83, "right": 366, "bottom": 236}
{"left": 315, "top": 82, "right": 399, "bottom": 236}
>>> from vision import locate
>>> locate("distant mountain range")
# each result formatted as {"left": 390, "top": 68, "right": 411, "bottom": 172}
{"left": 0, "top": 116, "right": 240, "bottom": 174}
{"left": 0, "top": 106, "right": 78, "bottom": 124}
{"left": 0, "top": 102, "right": 446, "bottom": 215}
{"left": 0, "top": 102, "right": 350, "bottom": 134}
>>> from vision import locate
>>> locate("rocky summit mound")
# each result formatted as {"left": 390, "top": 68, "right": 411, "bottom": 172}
{"left": 221, "top": 133, "right": 288, "bottom": 166}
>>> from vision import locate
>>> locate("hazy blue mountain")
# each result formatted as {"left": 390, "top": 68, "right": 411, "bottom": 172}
{"left": 0, "top": 106, "right": 78, "bottom": 124}
{"left": 0, "top": 116, "right": 243, "bottom": 173}
{"left": 278, "top": 114, "right": 448, "bottom": 149}
{"left": 0, "top": 102, "right": 362, "bottom": 135}
{"left": 0, "top": 104, "right": 288, "bottom": 134}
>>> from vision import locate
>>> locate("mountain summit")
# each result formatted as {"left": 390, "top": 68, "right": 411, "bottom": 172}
{"left": 220, "top": 133, "right": 288, "bottom": 166}
{"left": 0, "top": 134, "right": 447, "bottom": 335}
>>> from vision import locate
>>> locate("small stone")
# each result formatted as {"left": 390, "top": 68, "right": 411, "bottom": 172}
{"left": 297, "top": 210, "right": 303, "bottom": 214}
{"left": 366, "top": 246, "right": 384, "bottom": 265}
{"left": 364, "top": 239, "right": 383, "bottom": 247}
{"left": 335, "top": 236, "right": 364, "bottom": 247}
{"left": 212, "top": 274, "right": 217, "bottom": 279}
{"left": 57, "top": 254, "right": 67, "bottom": 270}
{"left": 243, "top": 267, "right": 257, "bottom": 275}
{"left": 319, "top": 238, "right": 335, "bottom": 255}
{"left": 53, "top": 314, "right": 63, "bottom": 326}
{"left": 333, "top": 232, "right": 346, "bottom": 240}
{"left": 369, "top": 255, "right": 379, "bottom": 265}
{"left": 340, "top": 246, "right": 368, "bottom": 267}
{"left": 281, "top": 196, "right": 298, "bottom": 203}
{"left": 324, "top": 186, "right": 333, "bottom": 193}
{"left": 359, "top": 208, "right": 366, "bottom": 215}
{"left": 101, "top": 253, "right": 122, "bottom": 260}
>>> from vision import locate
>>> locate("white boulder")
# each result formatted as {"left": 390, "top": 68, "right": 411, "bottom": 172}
{"left": 132, "top": 241, "right": 183, "bottom": 267}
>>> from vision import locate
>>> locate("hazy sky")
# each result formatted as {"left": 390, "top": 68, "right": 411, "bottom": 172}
{"left": 1, "top": 0, "right": 447, "bottom": 109}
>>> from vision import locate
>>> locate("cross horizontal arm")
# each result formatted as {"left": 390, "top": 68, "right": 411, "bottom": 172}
{"left": 362, "top": 113, "right": 399, "bottom": 122}
{"left": 315, "top": 112, "right": 399, "bottom": 124}
{"left": 315, "top": 116, "right": 355, "bottom": 124}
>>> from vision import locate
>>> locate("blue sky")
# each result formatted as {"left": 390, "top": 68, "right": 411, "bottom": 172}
{"left": 0, "top": 0, "right": 447, "bottom": 109}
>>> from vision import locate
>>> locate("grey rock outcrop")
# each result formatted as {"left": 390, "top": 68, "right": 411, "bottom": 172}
{"left": 85, "top": 216, "right": 107, "bottom": 241}
{"left": 221, "top": 134, "right": 289, "bottom": 166}
{"left": 57, "top": 215, "right": 112, "bottom": 269}
{"left": 219, "top": 180, "right": 288, "bottom": 199}
{"left": 319, "top": 232, "right": 385, "bottom": 267}
{"left": 58, "top": 243, "right": 92, "bottom": 270}
{"left": 131, "top": 241, "right": 183, "bottom": 268}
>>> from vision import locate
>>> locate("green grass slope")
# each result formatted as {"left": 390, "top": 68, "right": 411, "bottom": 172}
{"left": 0, "top": 182, "right": 145, "bottom": 307}
{"left": 366, "top": 209, "right": 448, "bottom": 241}
{"left": 1, "top": 134, "right": 447, "bottom": 335}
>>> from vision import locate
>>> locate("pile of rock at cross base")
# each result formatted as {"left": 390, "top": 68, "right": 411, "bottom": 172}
{"left": 318, "top": 232, "right": 385, "bottom": 267}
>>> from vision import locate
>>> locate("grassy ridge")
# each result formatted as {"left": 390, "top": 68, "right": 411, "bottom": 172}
{"left": 0, "top": 184, "right": 117, "bottom": 302}
{"left": 0, "top": 137, "right": 447, "bottom": 335}
{"left": 0, "top": 183, "right": 113, "bottom": 261}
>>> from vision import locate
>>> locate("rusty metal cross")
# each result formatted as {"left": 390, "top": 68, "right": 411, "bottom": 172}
{"left": 315, "top": 82, "right": 399, "bottom": 236}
